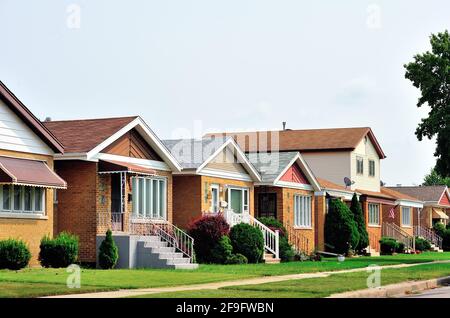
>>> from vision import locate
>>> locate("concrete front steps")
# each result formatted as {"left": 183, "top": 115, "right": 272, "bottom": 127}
{"left": 136, "top": 236, "right": 198, "bottom": 269}
{"left": 263, "top": 252, "right": 280, "bottom": 264}
{"left": 430, "top": 243, "right": 444, "bottom": 253}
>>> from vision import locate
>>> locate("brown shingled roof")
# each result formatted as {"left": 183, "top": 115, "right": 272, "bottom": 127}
{"left": 206, "top": 127, "right": 386, "bottom": 159}
{"left": 43, "top": 116, "right": 138, "bottom": 153}
{"left": 380, "top": 187, "right": 421, "bottom": 201}
{"left": 317, "top": 178, "right": 352, "bottom": 192}
{"left": 387, "top": 185, "right": 448, "bottom": 202}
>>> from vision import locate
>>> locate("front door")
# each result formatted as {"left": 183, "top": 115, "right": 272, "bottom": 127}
{"left": 110, "top": 174, "right": 123, "bottom": 231}
{"left": 258, "top": 193, "right": 277, "bottom": 219}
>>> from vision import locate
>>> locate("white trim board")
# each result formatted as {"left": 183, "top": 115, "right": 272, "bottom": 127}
{"left": 198, "top": 168, "right": 253, "bottom": 182}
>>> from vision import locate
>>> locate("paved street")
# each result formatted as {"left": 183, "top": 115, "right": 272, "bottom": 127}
{"left": 404, "top": 285, "right": 450, "bottom": 298}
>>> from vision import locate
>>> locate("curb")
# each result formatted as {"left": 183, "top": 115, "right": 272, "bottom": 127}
{"left": 329, "top": 276, "right": 450, "bottom": 298}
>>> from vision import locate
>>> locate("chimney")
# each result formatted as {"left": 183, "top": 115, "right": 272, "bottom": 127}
{"left": 44, "top": 117, "right": 52, "bottom": 122}
{"left": 282, "top": 121, "right": 286, "bottom": 131}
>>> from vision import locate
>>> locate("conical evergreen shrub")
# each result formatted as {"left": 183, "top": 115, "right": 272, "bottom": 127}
{"left": 98, "top": 229, "right": 119, "bottom": 269}
{"left": 350, "top": 193, "right": 369, "bottom": 253}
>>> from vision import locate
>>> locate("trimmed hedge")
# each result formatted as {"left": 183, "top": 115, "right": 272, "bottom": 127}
{"left": 39, "top": 232, "right": 79, "bottom": 268}
{"left": 0, "top": 239, "right": 31, "bottom": 270}
{"left": 225, "top": 253, "right": 248, "bottom": 264}
{"left": 325, "top": 199, "right": 360, "bottom": 255}
{"left": 98, "top": 229, "right": 119, "bottom": 269}
{"left": 187, "top": 214, "right": 230, "bottom": 263}
{"left": 415, "top": 237, "right": 431, "bottom": 252}
{"left": 210, "top": 236, "right": 233, "bottom": 264}
{"left": 229, "top": 223, "right": 264, "bottom": 263}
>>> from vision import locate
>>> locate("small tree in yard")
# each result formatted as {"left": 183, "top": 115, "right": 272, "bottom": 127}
{"left": 350, "top": 193, "right": 369, "bottom": 254}
{"left": 98, "top": 230, "right": 119, "bottom": 269}
{"left": 325, "top": 199, "right": 360, "bottom": 255}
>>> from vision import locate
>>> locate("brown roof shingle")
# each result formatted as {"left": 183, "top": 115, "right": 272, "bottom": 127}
{"left": 317, "top": 177, "right": 352, "bottom": 192}
{"left": 206, "top": 127, "right": 386, "bottom": 158}
{"left": 43, "top": 116, "right": 138, "bottom": 153}
{"left": 387, "top": 185, "right": 448, "bottom": 202}
{"left": 380, "top": 187, "right": 421, "bottom": 201}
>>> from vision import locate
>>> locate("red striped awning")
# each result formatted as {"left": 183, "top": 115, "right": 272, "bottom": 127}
{"left": 0, "top": 156, "right": 67, "bottom": 189}
{"left": 98, "top": 160, "right": 157, "bottom": 176}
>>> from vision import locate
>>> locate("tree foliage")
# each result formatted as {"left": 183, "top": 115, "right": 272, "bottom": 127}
{"left": 423, "top": 168, "right": 450, "bottom": 187}
{"left": 324, "top": 199, "right": 360, "bottom": 255}
{"left": 349, "top": 193, "right": 369, "bottom": 253}
{"left": 404, "top": 30, "right": 450, "bottom": 177}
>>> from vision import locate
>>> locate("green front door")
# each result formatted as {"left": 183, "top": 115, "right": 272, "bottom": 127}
{"left": 230, "top": 189, "right": 243, "bottom": 214}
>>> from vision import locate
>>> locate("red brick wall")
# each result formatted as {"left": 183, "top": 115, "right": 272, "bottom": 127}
{"left": 314, "top": 195, "right": 326, "bottom": 251}
{"left": 172, "top": 175, "right": 202, "bottom": 229}
{"left": 55, "top": 160, "right": 98, "bottom": 262}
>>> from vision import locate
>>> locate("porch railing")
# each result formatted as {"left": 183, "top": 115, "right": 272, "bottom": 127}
{"left": 97, "top": 211, "right": 125, "bottom": 232}
{"left": 414, "top": 225, "right": 443, "bottom": 250}
{"left": 368, "top": 230, "right": 380, "bottom": 253}
{"left": 382, "top": 222, "right": 415, "bottom": 252}
{"left": 129, "top": 217, "right": 195, "bottom": 263}
{"left": 284, "top": 220, "right": 309, "bottom": 255}
{"left": 223, "top": 209, "right": 279, "bottom": 259}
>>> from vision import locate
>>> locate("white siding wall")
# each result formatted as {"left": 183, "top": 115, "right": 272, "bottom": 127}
{"left": 350, "top": 137, "right": 380, "bottom": 192}
{"left": 0, "top": 99, "right": 52, "bottom": 155}
{"left": 302, "top": 151, "right": 351, "bottom": 188}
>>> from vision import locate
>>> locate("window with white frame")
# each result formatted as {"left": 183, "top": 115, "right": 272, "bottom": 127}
{"left": 0, "top": 185, "right": 45, "bottom": 214}
{"left": 356, "top": 156, "right": 364, "bottom": 175}
{"left": 402, "top": 206, "right": 412, "bottom": 227}
{"left": 368, "top": 203, "right": 380, "bottom": 225}
{"left": 294, "top": 195, "right": 312, "bottom": 228}
{"left": 210, "top": 184, "right": 219, "bottom": 213}
{"left": 131, "top": 176, "right": 167, "bottom": 219}
{"left": 369, "top": 160, "right": 375, "bottom": 177}
{"left": 227, "top": 187, "right": 249, "bottom": 214}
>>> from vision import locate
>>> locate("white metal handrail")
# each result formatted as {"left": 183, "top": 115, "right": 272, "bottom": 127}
{"left": 414, "top": 225, "right": 443, "bottom": 249}
{"left": 224, "top": 209, "right": 279, "bottom": 259}
{"left": 382, "top": 222, "right": 415, "bottom": 251}
{"left": 129, "top": 217, "right": 195, "bottom": 263}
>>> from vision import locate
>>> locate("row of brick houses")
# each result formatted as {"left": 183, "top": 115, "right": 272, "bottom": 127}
{"left": 1, "top": 81, "right": 449, "bottom": 267}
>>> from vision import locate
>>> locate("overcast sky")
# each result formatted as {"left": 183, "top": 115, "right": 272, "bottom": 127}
{"left": 0, "top": 0, "right": 448, "bottom": 185}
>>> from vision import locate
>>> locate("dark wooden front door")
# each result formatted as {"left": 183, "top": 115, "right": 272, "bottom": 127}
{"left": 258, "top": 193, "right": 277, "bottom": 219}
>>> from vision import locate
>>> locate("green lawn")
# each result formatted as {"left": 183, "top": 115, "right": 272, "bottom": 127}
{"left": 138, "top": 262, "right": 450, "bottom": 298}
{"left": 0, "top": 252, "right": 449, "bottom": 297}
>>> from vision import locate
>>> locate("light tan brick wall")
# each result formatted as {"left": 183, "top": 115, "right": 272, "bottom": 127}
{"left": 0, "top": 149, "right": 55, "bottom": 266}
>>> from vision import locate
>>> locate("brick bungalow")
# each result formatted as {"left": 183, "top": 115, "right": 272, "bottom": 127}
{"left": 162, "top": 137, "right": 261, "bottom": 229}
{"left": 249, "top": 151, "right": 321, "bottom": 254}
{"left": 388, "top": 185, "right": 450, "bottom": 228}
{"left": 44, "top": 116, "right": 181, "bottom": 264}
{"left": 0, "top": 81, "right": 66, "bottom": 265}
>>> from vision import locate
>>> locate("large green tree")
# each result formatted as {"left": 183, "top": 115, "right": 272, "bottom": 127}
{"left": 423, "top": 168, "right": 450, "bottom": 187}
{"left": 404, "top": 30, "right": 450, "bottom": 177}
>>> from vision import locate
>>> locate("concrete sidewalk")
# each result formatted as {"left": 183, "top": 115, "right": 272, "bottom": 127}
{"left": 43, "top": 260, "right": 450, "bottom": 298}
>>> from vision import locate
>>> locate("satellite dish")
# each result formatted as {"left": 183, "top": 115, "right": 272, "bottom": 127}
{"left": 344, "top": 177, "right": 354, "bottom": 188}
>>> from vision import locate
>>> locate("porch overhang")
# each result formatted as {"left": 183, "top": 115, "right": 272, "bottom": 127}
{"left": 98, "top": 159, "right": 158, "bottom": 176}
{"left": 0, "top": 156, "right": 66, "bottom": 189}
{"left": 432, "top": 208, "right": 449, "bottom": 220}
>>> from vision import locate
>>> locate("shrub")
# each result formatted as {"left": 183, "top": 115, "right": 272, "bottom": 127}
{"left": 349, "top": 193, "right": 369, "bottom": 253}
{"left": 187, "top": 214, "right": 230, "bottom": 263}
{"left": 0, "top": 239, "right": 31, "bottom": 270}
{"left": 225, "top": 253, "right": 248, "bottom": 264}
{"left": 397, "top": 241, "right": 405, "bottom": 254}
{"left": 258, "top": 216, "right": 293, "bottom": 261}
{"left": 325, "top": 199, "right": 360, "bottom": 255}
{"left": 433, "top": 222, "right": 446, "bottom": 237}
{"left": 379, "top": 237, "right": 399, "bottom": 255}
{"left": 98, "top": 230, "right": 119, "bottom": 269}
{"left": 229, "top": 223, "right": 264, "bottom": 263}
{"left": 39, "top": 232, "right": 79, "bottom": 268}
{"left": 443, "top": 230, "right": 450, "bottom": 251}
{"left": 210, "top": 236, "right": 233, "bottom": 264}
{"left": 415, "top": 237, "right": 431, "bottom": 252}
